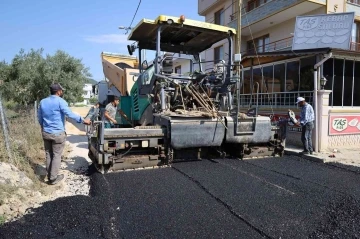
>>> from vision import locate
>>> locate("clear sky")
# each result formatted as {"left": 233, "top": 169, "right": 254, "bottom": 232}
{"left": 0, "top": 0, "right": 204, "bottom": 81}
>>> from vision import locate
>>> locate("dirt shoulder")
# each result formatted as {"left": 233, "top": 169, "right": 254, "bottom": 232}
{"left": 0, "top": 107, "right": 92, "bottom": 223}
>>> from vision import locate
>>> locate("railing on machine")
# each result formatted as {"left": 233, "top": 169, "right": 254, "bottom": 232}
{"left": 238, "top": 91, "right": 314, "bottom": 109}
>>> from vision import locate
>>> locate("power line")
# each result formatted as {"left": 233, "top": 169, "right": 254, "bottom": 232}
{"left": 128, "top": 0, "right": 142, "bottom": 30}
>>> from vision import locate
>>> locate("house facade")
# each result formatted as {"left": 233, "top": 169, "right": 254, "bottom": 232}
{"left": 199, "top": 0, "right": 360, "bottom": 64}
{"left": 82, "top": 83, "right": 93, "bottom": 105}
{"left": 198, "top": 0, "right": 360, "bottom": 151}
{"left": 171, "top": 53, "right": 205, "bottom": 75}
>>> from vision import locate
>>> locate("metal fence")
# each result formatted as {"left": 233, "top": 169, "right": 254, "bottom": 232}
{"left": 0, "top": 98, "right": 38, "bottom": 163}
{"left": 238, "top": 91, "right": 314, "bottom": 108}
{"left": 0, "top": 96, "right": 12, "bottom": 162}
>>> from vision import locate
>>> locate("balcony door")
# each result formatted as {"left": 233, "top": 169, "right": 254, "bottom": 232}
{"left": 247, "top": 35, "right": 270, "bottom": 54}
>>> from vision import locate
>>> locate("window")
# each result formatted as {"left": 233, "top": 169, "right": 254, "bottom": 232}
{"left": 273, "top": 63, "right": 285, "bottom": 92}
{"left": 263, "top": 65, "right": 274, "bottom": 93}
{"left": 343, "top": 60, "right": 354, "bottom": 106}
{"left": 354, "top": 61, "right": 360, "bottom": 106}
{"left": 175, "top": 65, "right": 181, "bottom": 74}
{"left": 348, "top": 0, "right": 360, "bottom": 6}
{"left": 214, "top": 9, "right": 224, "bottom": 25}
{"left": 247, "top": 0, "right": 268, "bottom": 12}
{"left": 325, "top": 58, "right": 360, "bottom": 107}
{"left": 351, "top": 21, "right": 360, "bottom": 50}
{"left": 214, "top": 46, "right": 224, "bottom": 63}
{"left": 333, "top": 59, "right": 344, "bottom": 106}
{"left": 299, "top": 57, "right": 315, "bottom": 92}
{"left": 286, "top": 61, "right": 300, "bottom": 92}
{"left": 247, "top": 35, "right": 270, "bottom": 53}
{"left": 141, "top": 65, "right": 155, "bottom": 85}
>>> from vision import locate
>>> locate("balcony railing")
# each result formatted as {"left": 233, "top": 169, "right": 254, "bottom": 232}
{"left": 351, "top": 42, "right": 360, "bottom": 51}
{"left": 247, "top": 0, "right": 269, "bottom": 12}
{"left": 243, "top": 36, "right": 360, "bottom": 55}
{"left": 243, "top": 37, "right": 293, "bottom": 55}
{"left": 347, "top": 0, "right": 360, "bottom": 5}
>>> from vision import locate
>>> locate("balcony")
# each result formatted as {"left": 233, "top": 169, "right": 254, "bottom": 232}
{"left": 198, "top": 0, "right": 221, "bottom": 16}
{"left": 228, "top": 0, "right": 326, "bottom": 36}
{"left": 242, "top": 36, "right": 360, "bottom": 55}
{"left": 347, "top": 0, "right": 360, "bottom": 5}
{"left": 346, "top": 0, "right": 360, "bottom": 16}
{"left": 243, "top": 37, "right": 293, "bottom": 55}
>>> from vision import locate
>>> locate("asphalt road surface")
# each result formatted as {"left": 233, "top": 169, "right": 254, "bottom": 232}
{"left": 1, "top": 155, "right": 360, "bottom": 239}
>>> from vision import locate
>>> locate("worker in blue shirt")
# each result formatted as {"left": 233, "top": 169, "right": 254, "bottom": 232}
{"left": 295, "top": 97, "right": 315, "bottom": 155}
{"left": 37, "top": 83, "right": 90, "bottom": 185}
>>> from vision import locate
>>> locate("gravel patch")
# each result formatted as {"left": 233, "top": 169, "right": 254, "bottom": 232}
{"left": 0, "top": 135, "right": 91, "bottom": 223}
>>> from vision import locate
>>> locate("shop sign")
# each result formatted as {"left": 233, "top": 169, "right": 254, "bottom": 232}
{"left": 292, "top": 12, "right": 355, "bottom": 50}
{"left": 329, "top": 115, "right": 360, "bottom": 135}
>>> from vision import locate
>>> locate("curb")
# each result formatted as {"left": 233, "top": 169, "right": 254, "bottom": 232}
{"left": 284, "top": 150, "right": 326, "bottom": 164}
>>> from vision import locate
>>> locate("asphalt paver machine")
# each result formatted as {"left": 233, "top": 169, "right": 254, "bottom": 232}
{"left": 87, "top": 15, "right": 286, "bottom": 172}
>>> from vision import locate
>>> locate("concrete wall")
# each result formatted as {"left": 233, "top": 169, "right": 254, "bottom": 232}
{"left": 327, "top": 108, "right": 360, "bottom": 149}
{"left": 244, "top": 7, "right": 326, "bottom": 43}
{"left": 327, "top": 0, "right": 346, "bottom": 13}
{"left": 198, "top": 0, "right": 219, "bottom": 15}
{"left": 346, "top": 2, "right": 360, "bottom": 16}
{"left": 241, "top": 0, "right": 302, "bottom": 27}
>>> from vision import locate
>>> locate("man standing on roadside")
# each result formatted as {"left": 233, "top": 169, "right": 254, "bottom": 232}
{"left": 104, "top": 96, "right": 120, "bottom": 128}
{"left": 295, "top": 97, "right": 315, "bottom": 155}
{"left": 38, "top": 83, "right": 90, "bottom": 185}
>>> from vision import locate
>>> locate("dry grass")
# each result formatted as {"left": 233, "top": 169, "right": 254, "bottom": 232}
{"left": 0, "top": 105, "right": 45, "bottom": 196}
{"left": 0, "top": 104, "right": 86, "bottom": 202}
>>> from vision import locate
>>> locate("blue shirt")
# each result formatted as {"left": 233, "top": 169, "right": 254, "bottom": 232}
{"left": 37, "top": 95, "right": 84, "bottom": 134}
{"left": 300, "top": 102, "right": 315, "bottom": 126}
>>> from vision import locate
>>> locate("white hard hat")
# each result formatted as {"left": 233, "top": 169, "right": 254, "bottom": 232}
{"left": 296, "top": 97, "right": 305, "bottom": 104}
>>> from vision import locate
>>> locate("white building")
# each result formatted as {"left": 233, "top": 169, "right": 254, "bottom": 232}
{"left": 198, "top": 0, "right": 360, "bottom": 151}
{"left": 82, "top": 83, "right": 93, "bottom": 105}
{"left": 171, "top": 53, "right": 205, "bottom": 75}
{"left": 198, "top": 0, "right": 360, "bottom": 68}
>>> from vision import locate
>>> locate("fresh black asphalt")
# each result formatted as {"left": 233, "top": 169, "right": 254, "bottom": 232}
{"left": 1, "top": 155, "right": 360, "bottom": 239}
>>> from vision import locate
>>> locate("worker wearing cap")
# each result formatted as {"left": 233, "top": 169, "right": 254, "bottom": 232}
{"left": 295, "top": 97, "right": 315, "bottom": 155}
{"left": 104, "top": 96, "right": 120, "bottom": 128}
{"left": 37, "top": 83, "right": 90, "bottom": 185}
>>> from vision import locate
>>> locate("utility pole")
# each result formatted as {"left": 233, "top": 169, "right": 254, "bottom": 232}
{"left": 236, "top": 0, "right": 242, "bottom": 55}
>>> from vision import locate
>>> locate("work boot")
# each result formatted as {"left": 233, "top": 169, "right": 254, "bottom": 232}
{"left": 48, "top": 174, "right": 64, "bottom": 185}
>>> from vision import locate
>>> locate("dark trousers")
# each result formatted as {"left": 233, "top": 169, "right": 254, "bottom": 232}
{"left": 301, "top": 121, "right": 314, "bottom": 153}
{"left": 42, "top": 131, "right": 66, "bottom": 181}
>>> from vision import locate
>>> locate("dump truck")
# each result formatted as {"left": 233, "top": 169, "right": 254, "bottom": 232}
{"left": 87, "top": 15, "right": 286, "bottom": 173}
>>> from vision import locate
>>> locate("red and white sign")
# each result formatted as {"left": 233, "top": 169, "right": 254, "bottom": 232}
{"left": 264, "top": 113, "right": 302, "bottom": 132}
{"left": 329, "top": 115, "right": 360, "bottom": 135}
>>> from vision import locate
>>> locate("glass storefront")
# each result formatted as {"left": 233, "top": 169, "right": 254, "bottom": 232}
{"left": 241, "top": 55, "right": 360, "bottom": 107}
